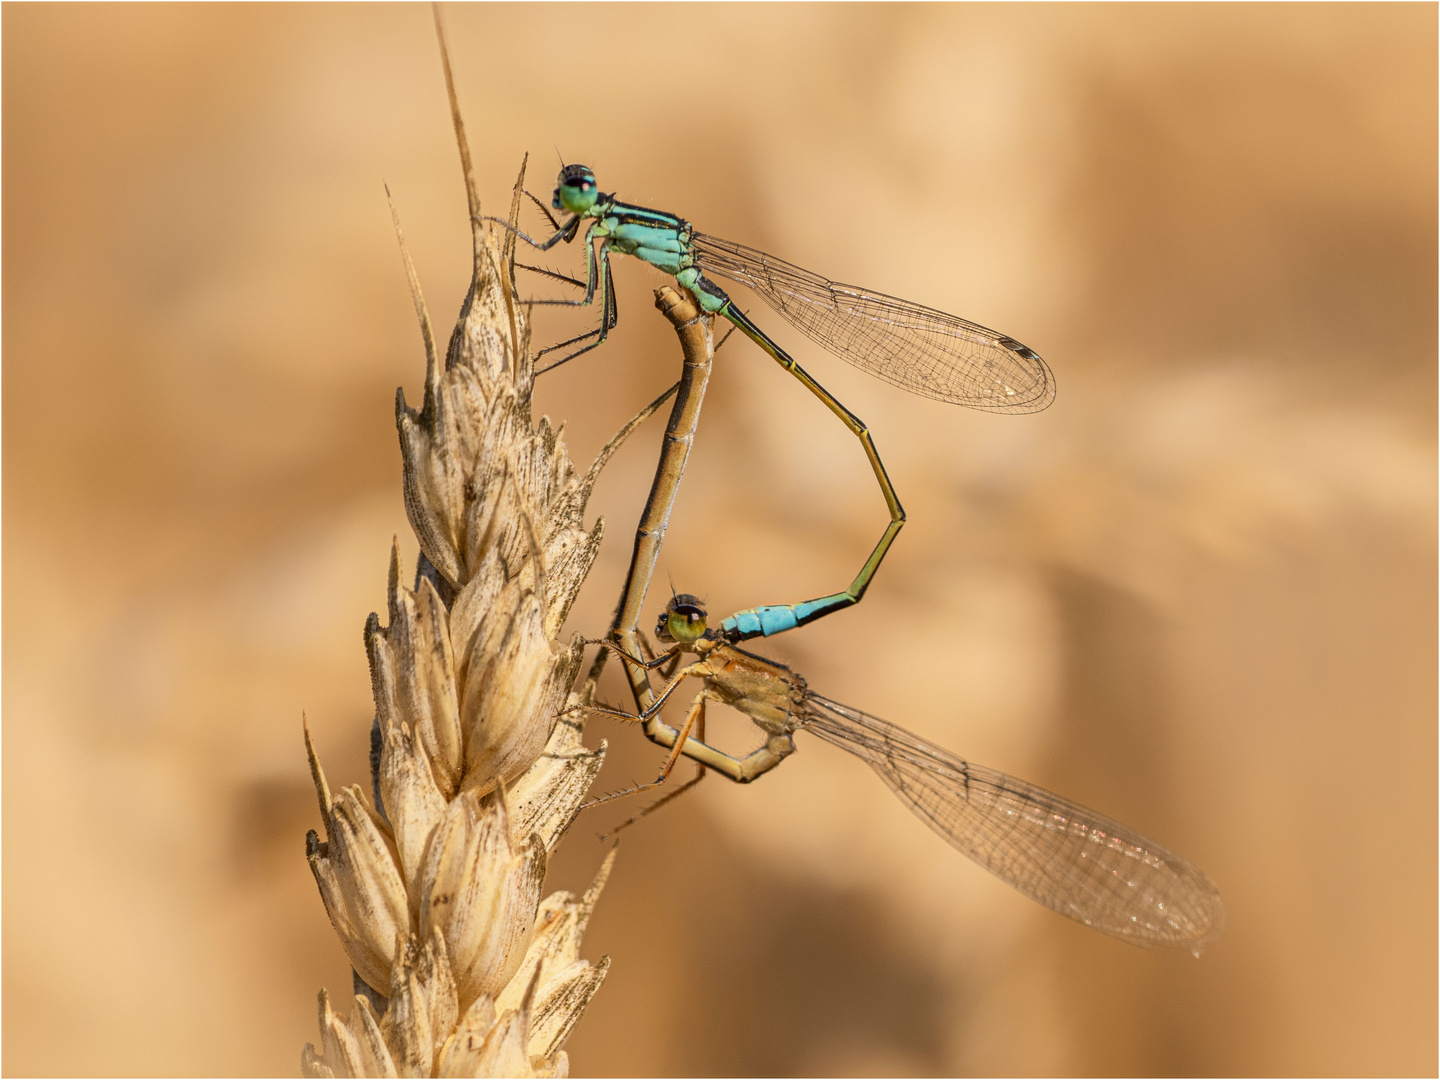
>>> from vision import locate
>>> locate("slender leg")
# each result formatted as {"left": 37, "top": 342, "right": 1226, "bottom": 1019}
{"left": 516, "top": 261, "right": 587, "bottom": 291}
{"left": 535, "top": 324, "right": 601, "bottom": 359}
{"left": 631, "top": 628, "right": 683, "bottom": 679}
{"left": 584, "top": 635, "right": 684, "bottom": 676}
{"left": 640, "top": 700, "right": 794, "bottom": 783}
{"left": 654, "top": 693, "right": 706, "bottom": 782}
{"left": 585, "top": 656, "right": 706, "bottom": 724}
{"left": 524, "top": 224, "right": 602, "bottom": 308}
{"left": 713, "top": 301, "right": 907, "bottom": 641}
{"left": 491, "top": 215, "right": 614, "bottom": 345}
{"left": 488, "top": 211, "right": 618, "bottom": 367}
{"left": 523, "top": 189, "right": 562, "bottom": 231}
{"left": 581, "top": 691, "right": 707, "bottom": 812}
{"left": 601, "top": 705, "right": 708, "bottom": 837}
{"left": 483, "top": 214, "right": 575, "bottom": 252}
{"left": 585, "top": 642, "right": 794, "bottom": 785}
{"left": 533, "top": 245, "right": 619, "bottom": 374}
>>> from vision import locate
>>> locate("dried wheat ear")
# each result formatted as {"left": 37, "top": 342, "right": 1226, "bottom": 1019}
{"left": 300, "top": 162, "right": 651, "bottom": 1075}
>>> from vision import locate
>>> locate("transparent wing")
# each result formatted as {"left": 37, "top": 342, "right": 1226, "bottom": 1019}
{"left": 692, "top": 231, "right": 1055, "bottom": 412}
{"left": 801, "top": 693, "right": 1224, "bottom": 947}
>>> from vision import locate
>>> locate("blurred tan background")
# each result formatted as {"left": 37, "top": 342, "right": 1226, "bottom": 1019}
{"left": 4, "top": 4, "right": 1435, "bottom": 1076}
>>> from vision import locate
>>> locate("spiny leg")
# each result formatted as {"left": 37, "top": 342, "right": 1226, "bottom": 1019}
{"left": 524, "top": 189, "right": 562, "bottom": 231}
{"left": 632, "top": 627, "right": 686, "bottom": 679}
{"left": 482, "top": 213, "right": 576, "bottom": 253}
{"left": 535, "top": 324, "right": 602, "bottom": 360}
{"left": 534, "top": 245, "right": 618, "bottom": 374}
{"left": 602, "top": 704, "right": 708, "bottom": 838}
{"left": 523, "top": 223, "right": 601, "bottom": 308}
{"left": 487, "top": 214, "right": 607, "bottom": 317}
{"left": 512, "top": 194, "right": 579, "bottom": 284}
{"left": 578, "top": 648, "right": 702, "bottom": 731}
{"left": 635, "top": 629, "right": 659, "bottom": 663}
{"left": 583, "top": 660, "right": 697, "bottom": 727}
{"left": 583, "top": 634, "right": 684, "bottom": 676}
{"left": 488, "top": 211, "right": 613, "bottom": 361}
{"left": 654, "top": 691, "right": 706, "bottom": 783}
{"left": 714, "top": 320, "right": 740, "bottom": 354}
{"left": 516, "top": 261, "right": 587, "bottom": 291}
{"left": 582, "top": 691, "right": 707, "bottom": 814}
{"left": 515, "top": 258, "right": 595, "bottom": 351}
{"left": 590, "top": 629, "right": 667, "bottom": 710}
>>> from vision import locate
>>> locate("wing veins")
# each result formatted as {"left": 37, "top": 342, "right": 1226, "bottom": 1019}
{"left": 692, "top": 232, "right": 1056, "bottom": 412}
{"left": 800, "top": 693, "right": 1224, "bottom": 946}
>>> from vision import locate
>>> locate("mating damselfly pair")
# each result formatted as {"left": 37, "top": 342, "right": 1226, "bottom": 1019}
{"left": 504, "top": 165, "right": 1223, "bottom": 950}
{"left": 499, "top": 163, "right": 1053, "bottom": 641}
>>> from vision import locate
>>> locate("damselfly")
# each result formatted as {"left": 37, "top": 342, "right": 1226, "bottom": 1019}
{"left": 587, "top": 594, "right": 1224, "bottom": 950}
{"left": 499, "top": 166, "right": 1054, "bottom": 644}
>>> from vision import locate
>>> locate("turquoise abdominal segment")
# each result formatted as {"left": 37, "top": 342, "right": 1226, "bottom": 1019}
{"left": 792, "top": 595, "right": 848, "bottom": 623}
{"left": 722, "top": 605, "right": 799, "bottom": 639}
{"left": 721, "top": 592, "right": 856, "bottom": 640}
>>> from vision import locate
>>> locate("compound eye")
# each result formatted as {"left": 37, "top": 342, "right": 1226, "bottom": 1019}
{"left": 555, "top": 166, "right": 599, "bottom": 215}
{"left": 662, "top": 594, "right": 709, "bottom": 644}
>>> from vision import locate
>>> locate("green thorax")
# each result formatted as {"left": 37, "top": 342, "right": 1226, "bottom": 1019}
{"left": 588, "top": 195, "right": 695, "bottom": 278}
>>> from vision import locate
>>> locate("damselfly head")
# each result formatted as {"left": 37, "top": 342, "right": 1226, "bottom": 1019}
{"left": 552, "top": 164, "right": 598, "bottom": 215}
{"left": 656, "top": 593, "right": 708, "bottom": 645}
